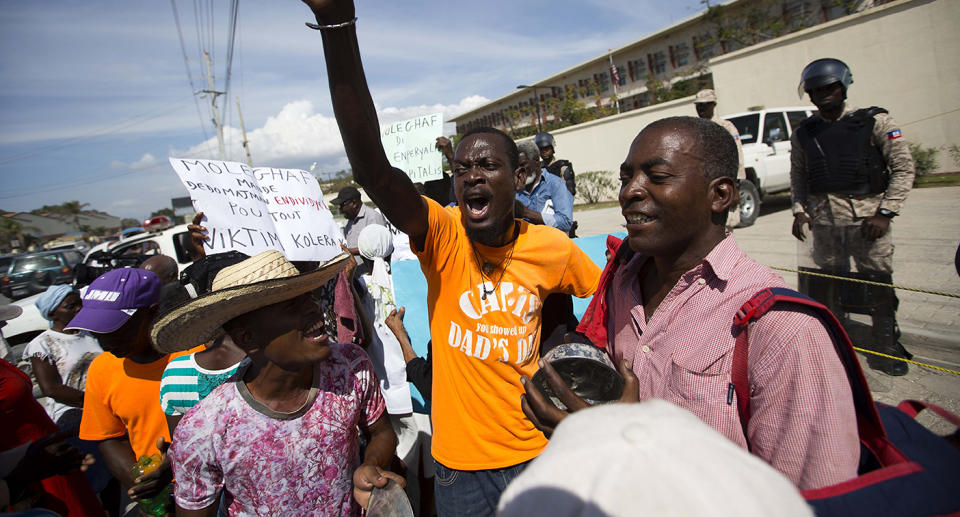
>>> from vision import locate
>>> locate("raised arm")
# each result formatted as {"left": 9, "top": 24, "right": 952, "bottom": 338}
{"left": 302, "top": 0, "right": 428, "bottom": 245}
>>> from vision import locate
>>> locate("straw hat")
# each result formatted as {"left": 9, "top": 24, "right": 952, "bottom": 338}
{"left": 150, "top": 250, "right": 349, "bottom": 353}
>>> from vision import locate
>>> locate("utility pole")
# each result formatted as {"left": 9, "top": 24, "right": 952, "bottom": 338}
{"left": 200, "top": 51, "right": 226, "bottom": 160}
{"left": 236, "top": 97, "right": 253, "bottom": 167}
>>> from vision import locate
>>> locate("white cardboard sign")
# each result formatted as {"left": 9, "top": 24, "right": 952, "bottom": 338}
{"left": 380, "top": 112, "right": 444, "bottom": 183}
{"left": 169, "top": 157, "right": 344, "bottom": 262}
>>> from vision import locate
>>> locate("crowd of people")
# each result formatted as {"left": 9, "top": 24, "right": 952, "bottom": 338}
{"left": 0, "top": 0, "right": 924, "bottom": 516}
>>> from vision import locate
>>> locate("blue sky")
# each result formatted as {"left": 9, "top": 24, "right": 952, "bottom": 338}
{"left": 0, "top": 1, "right": 703, "bottom": 218}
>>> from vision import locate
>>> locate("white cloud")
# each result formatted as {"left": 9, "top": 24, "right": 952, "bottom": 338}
{"left": 111, "top": 198, "right": 138, "bottom": 208}
{"left": 175, "top": 95, "right": 490, "bottom": 174}
{"left": 109, "top": 152, "right": 159, "bottom": 171}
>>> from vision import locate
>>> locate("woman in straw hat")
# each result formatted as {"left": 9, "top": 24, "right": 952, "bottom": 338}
{"left": 153, "top": 250, "right": 402, "bottom": 516}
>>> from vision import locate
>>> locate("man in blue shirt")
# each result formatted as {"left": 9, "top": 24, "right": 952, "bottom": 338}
{"left": 515, "top": 141, "right": 574, "bottom": 235}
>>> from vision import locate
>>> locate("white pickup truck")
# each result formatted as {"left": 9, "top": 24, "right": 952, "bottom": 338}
{"left": 2, "top": 224, "right": 194, "bottom": 353}
{"left": 723, "top": 106, "right": 817, "bottom": 226}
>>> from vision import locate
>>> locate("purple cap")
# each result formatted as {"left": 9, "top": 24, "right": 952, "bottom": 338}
{"left": 66, "top": 268, "right": 161, "bottom": 334}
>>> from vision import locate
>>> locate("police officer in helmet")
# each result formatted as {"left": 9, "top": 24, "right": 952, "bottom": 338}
{"left": 790, "top": 58, "right": 915, "bottom": 376}
{"left": 535, "top": 132, "right": 576, "bottom": 197}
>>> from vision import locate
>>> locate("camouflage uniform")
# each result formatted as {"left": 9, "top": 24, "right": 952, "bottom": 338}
{"left": 790, "top": 104, "right": 915, "bottom": 274}
{"left": 713, "top": 115, "right": 747, "bottom": 228}
{"left": 790, "top": 103, "right": 914, "bottom": 375}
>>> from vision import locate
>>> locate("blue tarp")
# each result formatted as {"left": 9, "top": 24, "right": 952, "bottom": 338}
{"left": 392, "top": 231, "right": 625, "bottom": 412}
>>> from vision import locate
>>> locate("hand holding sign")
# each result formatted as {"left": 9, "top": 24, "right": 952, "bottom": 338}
{"left": 381, "top": 113, "right": 445, "bottom": 183}
{"left": 170, "top": 158, "right": 345, "bottom": 262}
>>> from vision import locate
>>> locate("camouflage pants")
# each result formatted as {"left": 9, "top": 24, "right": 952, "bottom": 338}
{"left": 811, "top": 223, "right": 894, "bottom": 274}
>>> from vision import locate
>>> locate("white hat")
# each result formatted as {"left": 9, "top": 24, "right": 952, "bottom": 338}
{"left": 694, "top": 89, "right": 718, "bottom": 103}
{"left": 497, "top": 400, "right": 813, "bottom": 517}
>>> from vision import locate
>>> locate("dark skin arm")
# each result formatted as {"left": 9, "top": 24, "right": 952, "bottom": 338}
{"left": 384, "top": 307, "right": 419, "bottom": 364}
{"left": 514, "top": 200, "right": 546, "bottom": 226}
{"left": 435, "top": 137, "right": 455, "bottom": 165}
{"left": 303, "top": 0, "right": 429, "bottom": 249}
{"left": 520, "top": 358, "right": 640, "bottom": 438}
{"left": 30, "top": 357, "right": 84, "bottom": 408}
{"left": 98, "top": 436, "right": 137, "bottom": 488}
{"left": 792, "top": 212, "right": 812, "bottom": 241}
{"left": 165, "top": 414, "right": 183, "bottom": 440}
{"left": 99, "top": 436, "right": 173, "bottom": 500}
{"left": 861, "top": 214, "right": 891, "bottom": 240}
{"left": 177, "top": 506, "right": 217, "bottom": 517}
{"left": 187, "top": 212, "right": 207, "bottom": 261}
{"left": 6, "top": 432, "right": 95, "bottom": 502}
{"left": 354, "top": 414, "right": 403, "bottom": 508}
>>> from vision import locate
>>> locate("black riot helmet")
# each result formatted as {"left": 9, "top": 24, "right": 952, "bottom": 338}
{"left": 798, "top": 58, "right": 853, "bottom": 98}
{"left": 534, "top": 132, "right": 555, "bottom": 150}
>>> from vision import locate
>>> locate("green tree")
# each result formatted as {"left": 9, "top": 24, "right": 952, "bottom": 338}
{"left": 577, "top": 171, "right": 619, "bottom": 204}
{"left": 0, "top": 218, "right": 23, "bottom": 251}
{"left": 908, "top": 142, "right": 939, "bottom": 184}
{"left": 150, "top": 207, "right": 176, "bottom": 218}
{"left": 120, "top": 218, "right": 140, "bottom": 228}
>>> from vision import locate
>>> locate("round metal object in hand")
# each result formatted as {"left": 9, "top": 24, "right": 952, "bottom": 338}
{"left": 531, "top": 342, "right": 624, "bottom": 411}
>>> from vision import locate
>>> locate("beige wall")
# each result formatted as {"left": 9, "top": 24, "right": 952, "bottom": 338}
{"left": 527, "top": 95, "right": 698, "bottom": 203}
{"left": 710, "top": 0, "right": 960, "bottom": 171}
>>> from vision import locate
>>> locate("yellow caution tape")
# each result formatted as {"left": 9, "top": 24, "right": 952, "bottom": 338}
{"left": 853, "top": 347, "right": 960, "bottom": 376}
{"left": 768, "top": 266, "right": 960, "bottom": 299}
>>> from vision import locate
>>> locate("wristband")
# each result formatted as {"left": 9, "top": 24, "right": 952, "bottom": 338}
{"left": 305, "top": 17, "right": 357, "bottom": 31}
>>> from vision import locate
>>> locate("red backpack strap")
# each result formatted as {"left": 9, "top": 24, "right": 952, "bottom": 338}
{"left": 897, "top": 400, "right": 960, "bottom": 427}
{"left": 732, "top": 288, "right": 900, "bottom": 464}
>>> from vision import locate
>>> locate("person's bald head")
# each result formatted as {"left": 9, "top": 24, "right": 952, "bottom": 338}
{"left": 141, "top": 255, "right": 178, "bottom": 285}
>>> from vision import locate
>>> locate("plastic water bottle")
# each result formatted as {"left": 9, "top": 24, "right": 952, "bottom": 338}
{"left": 131, "top": 454, "right": 173, "bottom": 517}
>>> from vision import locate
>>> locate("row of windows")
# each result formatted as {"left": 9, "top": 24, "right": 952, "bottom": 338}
{"left": 459, "top": 1, "right": 850, "bottom": 131}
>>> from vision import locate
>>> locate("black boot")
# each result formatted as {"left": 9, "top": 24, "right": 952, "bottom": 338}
{"left": 866, "top": 315, "right": 908, "bottom": 376}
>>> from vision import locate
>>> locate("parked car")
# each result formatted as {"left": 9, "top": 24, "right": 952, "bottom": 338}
{"left": 0, "top": 249, "right": 85, "bottom": 300}
{"left": 4, "top": 224, "right": 195, "bottom": 348}
{"left": 723, "top": 106, "right": 817, "bottom": 226}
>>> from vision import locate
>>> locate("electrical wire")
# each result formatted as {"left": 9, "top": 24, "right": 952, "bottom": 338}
{"left": 0, "top": 97, "right": 193, "bottom": 166}
{"left": 0, "top": 163, "right": 168, "bottom": 200}
{"left": 222, "top": 0, "right": 239, "bottom": 160}
{"left": 170, "top": 0, "right": 210, "bottom": 148}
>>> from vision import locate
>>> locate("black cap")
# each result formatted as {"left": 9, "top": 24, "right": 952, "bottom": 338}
{"left": 331, "top": 186, "right": 361, "bottom": 206}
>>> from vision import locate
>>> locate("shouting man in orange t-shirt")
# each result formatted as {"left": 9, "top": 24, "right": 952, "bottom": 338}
{"left": 302, "top": 1, "right": 601, "bottom": 514}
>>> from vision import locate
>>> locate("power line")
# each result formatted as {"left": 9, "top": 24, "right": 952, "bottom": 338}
{"left": 170, "top": 0, "right": 210, "bottom": 148}
{"left": 0, "top": 97, "right": 193, "bottom": 166}
{"left": 0, "top": 163, "right": 168, "bottom": 200}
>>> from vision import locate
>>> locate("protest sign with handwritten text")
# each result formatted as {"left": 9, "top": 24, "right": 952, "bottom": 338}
{"left": 381, "top": 112, "right": 444, "bottom": 182}
{"left": 169, "top": 158, "right": 344, "bottom": 262}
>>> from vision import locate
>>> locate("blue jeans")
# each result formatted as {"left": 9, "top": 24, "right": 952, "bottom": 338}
{"left": 434, "top": 460, "right": 530, "bottom": 517}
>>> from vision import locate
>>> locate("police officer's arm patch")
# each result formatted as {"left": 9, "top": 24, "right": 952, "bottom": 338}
{"left": 887, "top": 129, "right": 902, "bottom": 140}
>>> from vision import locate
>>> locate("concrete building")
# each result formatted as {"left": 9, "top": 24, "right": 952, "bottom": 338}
{"left": 451, "top": 0, "right": 877, "bottom": 136}
{"left": 451, "top": 0, "right": 957, "bottom": 203}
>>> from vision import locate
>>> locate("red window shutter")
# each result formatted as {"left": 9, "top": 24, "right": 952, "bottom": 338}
{"left": 669, "top": 45, "right": 676, "bottom": 68}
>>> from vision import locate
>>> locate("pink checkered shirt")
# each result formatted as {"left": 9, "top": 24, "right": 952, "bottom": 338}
{"left": 607, "top": 234, "right": 859, "bottom": 490}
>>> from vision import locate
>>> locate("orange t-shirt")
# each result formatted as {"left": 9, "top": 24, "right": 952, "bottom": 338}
{"left": 80, "top": 347, "right": 201, "bottom": 460}
{"left": 413, "top": 197, "right": 601, "bottom": 470}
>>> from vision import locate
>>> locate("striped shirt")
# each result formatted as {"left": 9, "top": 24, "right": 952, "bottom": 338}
{"left": 607, "top": 234, "right": 859, "bottom": 490}
{"left": 159, "top": 353, "right": 242, "bottom": 416}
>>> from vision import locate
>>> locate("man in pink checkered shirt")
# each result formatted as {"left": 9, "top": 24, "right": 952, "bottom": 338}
{"left": 523, "top": 116, "right": 859, "bottom": 491}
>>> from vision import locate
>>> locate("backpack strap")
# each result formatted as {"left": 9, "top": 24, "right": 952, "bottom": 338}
{"left": 732, "top": 287, "right": 905, "bottom": 464}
